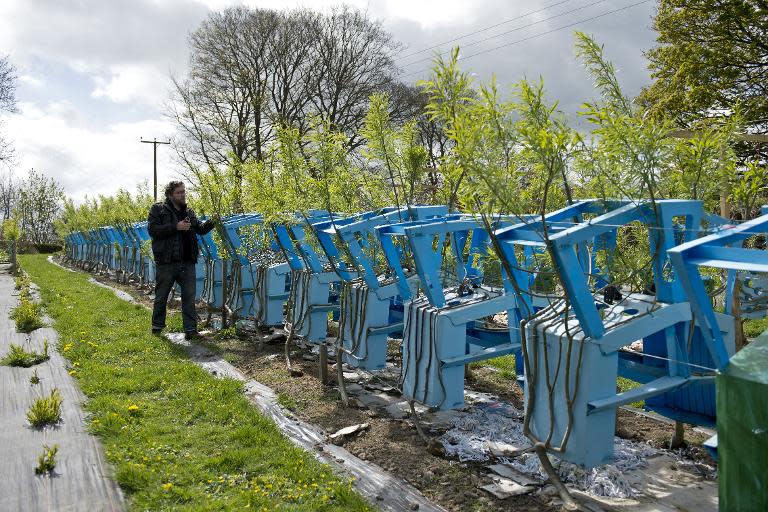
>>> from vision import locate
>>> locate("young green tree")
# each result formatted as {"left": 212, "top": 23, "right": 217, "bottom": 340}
{"left": 361, "top": 93, "right": 430, "bottom": 207}
{"left": 15, "top": 170, "right": 65, "bottom": 244}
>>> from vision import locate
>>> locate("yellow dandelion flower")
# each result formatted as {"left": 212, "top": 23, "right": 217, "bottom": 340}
{"left": 127, "top": 404, "right": 139, "bottom": 412}
{"left": 161, "top": 482, "right": 173, "bottom": 491}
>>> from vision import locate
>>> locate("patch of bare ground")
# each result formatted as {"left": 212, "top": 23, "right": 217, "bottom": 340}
{"left": 206, "top": 333, "right": 556, "bottom": 512}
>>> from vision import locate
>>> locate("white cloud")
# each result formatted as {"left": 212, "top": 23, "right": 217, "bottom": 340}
{"left": 92, "top": 64, "right": 170, "bottom": 106}
{"left": 18, "top": 74, "right": 43, "bottom": 88}
{"left": 2, "top": 101, "right": 179, "bottom": 201}
{"left": 373, "top": 0, "right": 476, "bottom": 28}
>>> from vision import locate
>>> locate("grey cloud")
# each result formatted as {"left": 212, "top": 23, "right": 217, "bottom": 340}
{"left": 385, "top": 0, "right": 658, "bottom": 121}
{"left": 6, "top": 0, "right": 211, "bottom": 70}
{"left": 1, "top": 0, "right": 662, "bottom": 201}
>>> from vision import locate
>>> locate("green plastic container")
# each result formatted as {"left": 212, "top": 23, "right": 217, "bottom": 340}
{"left": 717, "top": 331, "right": 768, "bottom": 511}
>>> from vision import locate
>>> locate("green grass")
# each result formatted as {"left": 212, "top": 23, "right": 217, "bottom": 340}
{"left": 35, "top": 444, "right": 59, "bottom": 475}
{"left": 30, "top": 369, "right": 40, "bottom": 385}
{"left": 277, "top": 393, "right": 298, "bottom": 411}
{"left": 744, "top": 316, "right": 768, "bottom": 339}
{"left": 15, "top": 273, "right": 31, "bottom": 291}
{"left": 482, "top": 354, "right": 517, "bottom": 379}
{"left": 469, "top": 354, "right": 517, "bottom": 380}
{"left": 27, "top": 388, "right": 63, "bottom": 427}
{"left": 1, "top": 340, "right": 49, "bottom": 367}
{"left": 11, "top": 297, "right": 44, "bottom": 333}
{"left": 617, "top": 377, "right": 644, "bottom": 408}
{"left": 19, "top": 254, "right": 370, "bottom": 511}
{"left": 471, "top": 353, "right": 645, "bottom": 408}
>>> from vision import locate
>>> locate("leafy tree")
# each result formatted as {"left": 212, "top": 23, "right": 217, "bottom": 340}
{"left": 730, "top": 159, "right": 768, "bottom": 219}
{"left": 0, "top": 54, "right": 16, "bottom": 163}
{"left": 361, "top": 93, "right": 431, "bottom": 207}
{"left": 15, "top": 170, "right": 64, "bottom": 244}
{"left": 170, "top": 4, "right": 404, "bottom": 210}
{"left": 639, "top": 1, "right": 768, "bottom": 138}
{"left": 56, "top": 183, "right": 153, "bottom": 235}
{"left": 575, "top": 31, "right": 737, "bottom": 212}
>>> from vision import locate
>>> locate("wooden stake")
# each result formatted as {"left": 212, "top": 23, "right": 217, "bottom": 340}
{"left": 319, "top": 344, "right": 329, "bottom": 384}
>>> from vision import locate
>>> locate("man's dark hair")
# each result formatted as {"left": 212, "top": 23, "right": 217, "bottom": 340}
{"left": 164, "top": 181, "right": 184, "bottom": 199}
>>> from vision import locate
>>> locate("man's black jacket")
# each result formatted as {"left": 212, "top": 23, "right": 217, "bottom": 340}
{"left": 147, "top": 200, "right": 215, "bottom": 264}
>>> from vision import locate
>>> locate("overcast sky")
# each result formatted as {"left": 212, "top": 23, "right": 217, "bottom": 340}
{"left": 0, "top": 0, "right": 658, "bottom": 202}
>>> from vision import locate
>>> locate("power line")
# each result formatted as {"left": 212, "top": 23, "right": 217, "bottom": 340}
{"left": 397, "top": 0, "right": 573, "bottom": 60}
{"left": 398, "top": 0, "right": 608, "bottom": 68}
{"left": 400, "top": 0, "right": 653, "bottom": 80}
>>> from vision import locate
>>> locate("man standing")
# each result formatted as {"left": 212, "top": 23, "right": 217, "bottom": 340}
{"left": 148, "top": 180, "right": 215, "bottom": 340}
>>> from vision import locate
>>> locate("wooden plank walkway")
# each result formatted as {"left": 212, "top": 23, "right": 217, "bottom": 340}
{"left": 0, "top": 264, "right": 125, "bottom": 511}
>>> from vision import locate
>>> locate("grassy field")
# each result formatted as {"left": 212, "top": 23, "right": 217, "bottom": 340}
{"left": 19, "top": 254, "right": 370, "bottom": 511}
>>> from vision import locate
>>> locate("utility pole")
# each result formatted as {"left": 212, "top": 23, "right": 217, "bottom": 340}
{"left": 140, "top": 137, "right": 171, "bottom": 201}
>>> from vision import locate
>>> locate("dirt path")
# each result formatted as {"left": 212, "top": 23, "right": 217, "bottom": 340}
{"left": 0, "top": 264, "right": 125, "bottom": 511}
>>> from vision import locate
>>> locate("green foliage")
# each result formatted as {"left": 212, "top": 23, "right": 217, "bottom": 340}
{"left": 11, "top": 297, "right": 44, "bottom": 333}
{"left": 34, "top": 444, "right": 59, "bottom": 475}
{"left": 15, "top": 169, "right": 65, "bottom": 244}
{"left": 237, "top": 119, "right": 391, "bottom": 226}
{"left": 730, "top": 160, "right": 768, "bottom": 220}
{"left": 30, "top": 369, "right": 40, "bottom": 385}
{"left": 361, "top": 93, "right": 430, "bottom": 206}
{"left": 27, "top": 388, "right": 63, "bottom": 428}
{"left": 476, "top": 354, "right": 517, "bottom": 380}
{"left": 617, "top": 377, "right": 644, "bottom": 408}
{"left": 574, "top": 31, "right": 738, "bottom": 209}
{"left": 744, "top": 317, "right": 768, "bottom": 339}
{"left": 14, "top": 273, "right": 30, "bottom": 291}
{"left": 277, "top": 392, "right": 298, "bottom": 411}
{"left": 418, "top": 48, "right": 478, "bottom": 210}
{"left": 575, "top": 31, "right": 673, "bottom": 203}
{"left": 56, "top": 183, "right": 154, "bottom": 236}
{"left": 1, "top": 340, "right": 49, "bottom": 367}
{"left": 639, "top": 0, "right": 767, "bottom": 137}
{"left": 19, "top": 254, "right": 371, "bottom": 510}
{"left": 2, "top": 217, "right": 20, "bottom": 241}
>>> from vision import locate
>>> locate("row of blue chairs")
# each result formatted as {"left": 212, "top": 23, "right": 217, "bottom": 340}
{"left": 63, "top": 201, "right": 767, "bottom": 468}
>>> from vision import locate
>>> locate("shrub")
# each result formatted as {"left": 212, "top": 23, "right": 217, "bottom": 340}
{"left": 30, "top": 369, "right": 40, "bottom": 385}
{"left": 27, "top": 388, "right": 63, "bottom": 428}
{"left": 34, "top": 444, "right": 58, "bottom": 475}
{"left": 1, "top": 340, "right": 49, "bottom": 367}
{"left": 14, "top": 273, "right": 30, "bottom": 291}
{"left": 744, "top": 317, "right": 768, "bottom": 339}
{"left": 10, "top": 298, "right": 44, "bottom": 333}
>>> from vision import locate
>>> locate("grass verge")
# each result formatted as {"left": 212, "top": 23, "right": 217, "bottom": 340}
{"left": 19, "top": 254, "right": 370, "bottom": 511}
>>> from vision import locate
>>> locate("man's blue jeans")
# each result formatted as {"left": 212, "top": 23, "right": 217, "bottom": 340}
{"left": 152, "top": 262, "right": 197, "bottom": 333}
